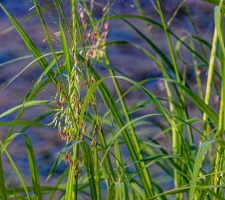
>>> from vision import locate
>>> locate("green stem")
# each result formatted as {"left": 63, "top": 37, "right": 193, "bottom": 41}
{"left": 214, "top": 4, "right": 224, "bottom": 194}
{"left": 156, "top": 1, "right": 191, "bottom": 199}
{"left": 94, "top": 138, "right": 101, "bottom": 200}
{"left": 213, "top": 91, "right": 224, "bottom": 194}
{"left": 34, "top": 0, "right": 77, "bottom": 129}
{"left": 133, "top": 0, "right": 156, "bottom": 42}
{"left": 104, "top": 53, "right": 155, "bottom": 197}
{"left": 72, "top": 145, "right": 79, "bottom": 200}
{"left": 183, "top": 0, "right": 220, "bottom": 101}
{"left": 65, "top": 145, "right": 78, "bottom": 200}
{"left": 201, "top": 29, "right": 218, "bottom": 145}
{"left": 57, "top": 0, "right": 73, "bottom": 42}
{"left": 182, "top": 1, "right": 207, "bottom": 60}
{"left": 133, "top": 1, "right": 179, "bottom": 181}
{"left": 111, "top": 114, "right": 122, "bottom": 182}
{"left": 81, "top": 0, "right": 134, "bottom": 190}
{"left": 190, "top": 38, "right": 204, "bottom": 100}
{"left": 0, "top": 157, "right": 8, "bottom": 200}
{"left": 76, "top": 0, "right": 113, "bottom": 192}
{"left": 156, "top": 0, "right": 193, "bottom": 144}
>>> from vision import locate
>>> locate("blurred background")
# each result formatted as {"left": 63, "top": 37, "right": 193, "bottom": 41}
{"left": 0, "top": 0, "right": 219, "bottom": 198}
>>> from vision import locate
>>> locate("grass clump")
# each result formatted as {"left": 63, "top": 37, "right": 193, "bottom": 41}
{"left": 0, "top": 0, "right": 225, "bottom": 199}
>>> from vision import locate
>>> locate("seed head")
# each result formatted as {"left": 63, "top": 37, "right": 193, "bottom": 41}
{"left": 90, "top": 0, "right": 94, "bottom": 7}
{"left": 103, "top": 4, "right": 108, "bottom": 11}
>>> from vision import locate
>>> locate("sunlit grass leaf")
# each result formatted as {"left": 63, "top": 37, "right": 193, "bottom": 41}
{"left": 0, "top": 3, "right": 56, "bottom": 35}
{"left": 91, "top": 13, "right": 208, "bottom": 71}
{"left": 0, "top": 100, "right": 55, "bottom": 119}
{"left": 189, "top": 140, "right": 216, "bottom": 200}
{"left": 202, "top": 0, "right": 225, "bottom": 5}
{"left": 59, "top": 14, "right": 72, "bottom": 76}
{"left": 24, "top": 54, "right": 61, "bottom": 102}
{"left": 0, "top": 3, "right": 58, "bottom": 86}
{"left": 24, "top": 134, "right": 42, "bottom": 200}
{"left": 0, "top": 121, "right": 50, "bottom": 127}
{"left": 107, "top": 182, "right": 127, "bottom": 200}
{"left": 130, "top": 182, "right": 147, "bottom": 200}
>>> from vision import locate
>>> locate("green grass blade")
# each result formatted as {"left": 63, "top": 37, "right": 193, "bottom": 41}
{"left": 106, "top": 182, "right": 127, "bottom": 200}
{"left": 189, "top": 140, "right": 216, "bottom": 200}
{"left": 47, "top": 140, "right": 97, "bottom": 199}
{"left": 0, "top": 121, "right": 50, "bottom": 127}
{"left": 0, "top": 3, "right": 58, "bottom": 86}
{"left": 80, "top": 143, "right": 97, "bottom": 200}
{"left": 0, "top": 3, "right": 56, "bottom": 35}
{"left": 49, "top": 168, "right": 69, "bottom": 200}
{"left": 23, "top": 135, "right": 42, "bottom": 200}
{"left": 18, "top": 111, "right": 55, "bottom": 133}
{"left": 0, "top": 141, "right": 31, "bottom": 199}
{"left": 202, "top": 0, "right": 225, "bottom": 5}
{"left": 130, "top": 182, "right": 147, "bottom": 200}
{"left": 89, "top": 71, "right": 154, "bottom": 196}
{"left": 6, "top": 78, "right": 52, "bottom": 140}
{"left": 0, "top": 100, "right": 55, "bottom": 119}
{"left": 1, "top": 133, "right": 42, "bottom": 199}
{"left": 0, "top": 52, "right": 61, "bottom": 92}
{"left": 0, "top": 55, "right": 34, "bottom": 67}
{"left": 215, "top": 6, "right": 225, "bottom": 57}
{"left": 149, "top": 185, "right": 225, "bottom": 200}
{"left": 121, "top": 77, "right": 219, "bottom": 125}
{"left": 59, "top": 13, "right": 72, "bottom": 76}
{"left": 47, "top": 140, "right": 83, "bottom": 180}
{"left": 90, "top": 13, "right": 209, "bottom": 69}
{"left": 0, "top": 157, "right": 8, "bottom": 200}
{"left": 6, "top": 185, "right": 65, "bottom": 195}
{"left": 24, "top": 54, "right": 61, "bottom": 102}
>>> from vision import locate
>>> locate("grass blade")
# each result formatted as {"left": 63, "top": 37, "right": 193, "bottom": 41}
{"left": 0, "top": 100, "right": 55, "bottom": 119}
{"left": 189, "top": 140, "right": 216, "bottom": 200}
{"left": 0, "top": 157, "right": 8, "bottom": 200}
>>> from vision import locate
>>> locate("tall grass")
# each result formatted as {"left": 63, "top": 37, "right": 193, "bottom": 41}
{"left": 0, "top": 0, "right": 225, "bottom": 199}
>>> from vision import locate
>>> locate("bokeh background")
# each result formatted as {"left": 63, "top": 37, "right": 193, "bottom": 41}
{"left": 0, "top": 0, "right": 220, "bottom": 199}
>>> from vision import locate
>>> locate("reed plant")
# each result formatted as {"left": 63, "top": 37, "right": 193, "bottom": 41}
{"left": 0, "top": 0, "right": 225, "bottom": 199}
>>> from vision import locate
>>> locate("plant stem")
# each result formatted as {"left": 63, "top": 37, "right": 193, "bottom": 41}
{"left": 214, "top": 3, "right": 224, "bottom": 194}
{"left": 104, "top": 52, "right": 155, "bottom": 197}
{"left": 190, "top": 39, "right": 204, "bottom": 100}
{"left": 57, "top": 0, "right": 73, "bottom": 42}
{"left": 0, "top": 157, "right": 8, "bottom": 200}
{"left": 93, "top": 138, "right": 101, "bottom": 200}
{"left": 72, "top": 145, "right": 79, "bottom": 199}
{"left": 201, "top": 28, "right": 218, "bottom": 145}
{"left": 156, "top": 1, "right": 191, "bottom": 199}
{"left": 75, "top": 0, "right": 114, "bottom": 193}
{"left": 133, "top": 2, "right": 179, "bottom": 190}
{"left": 81, "top": 1, "right": 155, "bottom": 197}
{"left": 214, "top": 91, "right": 224, "bottom": 194}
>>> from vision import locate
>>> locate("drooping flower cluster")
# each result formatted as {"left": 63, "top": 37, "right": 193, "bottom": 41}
{"left": 62, "top": 152, "right": 86, "bottom": 183}
{"left": 76, "top": 5, "right": 109, "bottom": 62}
{"left": 49, "top": 3, "right": 110, "bottom": 182}
{"left": 52, "top": 64, "right": 85, "bottom": 142}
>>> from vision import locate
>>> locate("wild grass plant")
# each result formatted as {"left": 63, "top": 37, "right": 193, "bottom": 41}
{"left": 1, "top": 0, "right": 225, "bottom": 199}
